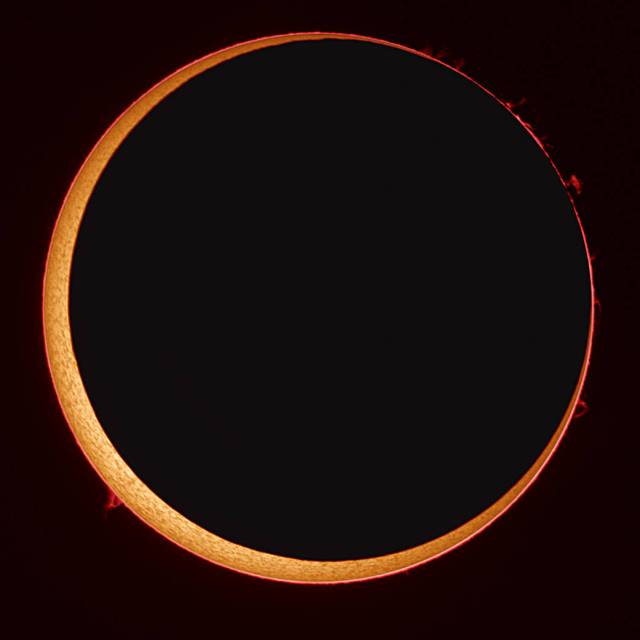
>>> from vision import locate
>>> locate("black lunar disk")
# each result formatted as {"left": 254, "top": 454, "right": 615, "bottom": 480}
{"left": 65, "top": 37, "right": 591, "bottom": 564}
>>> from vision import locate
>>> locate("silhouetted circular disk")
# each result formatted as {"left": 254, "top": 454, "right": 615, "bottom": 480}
{"left": 69, "top": 38, "right": 591, "bottom": 561}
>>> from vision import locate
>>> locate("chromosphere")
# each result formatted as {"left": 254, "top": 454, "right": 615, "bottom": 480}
{"left": 45, "top": 34, "right": 593, "bottom": 582}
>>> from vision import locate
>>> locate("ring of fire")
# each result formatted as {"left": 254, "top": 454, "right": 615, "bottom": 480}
{"left": 43, "top": 32, "right": 594, "bottom": 583}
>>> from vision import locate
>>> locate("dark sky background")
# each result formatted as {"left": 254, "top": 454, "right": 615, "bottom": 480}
{"left": 2, "top": 1, "right": 638, "bottom": 638}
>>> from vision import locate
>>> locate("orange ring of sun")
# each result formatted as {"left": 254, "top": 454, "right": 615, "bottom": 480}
{"left": 42, "top": 32, "right": 594, "bottom": 583}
